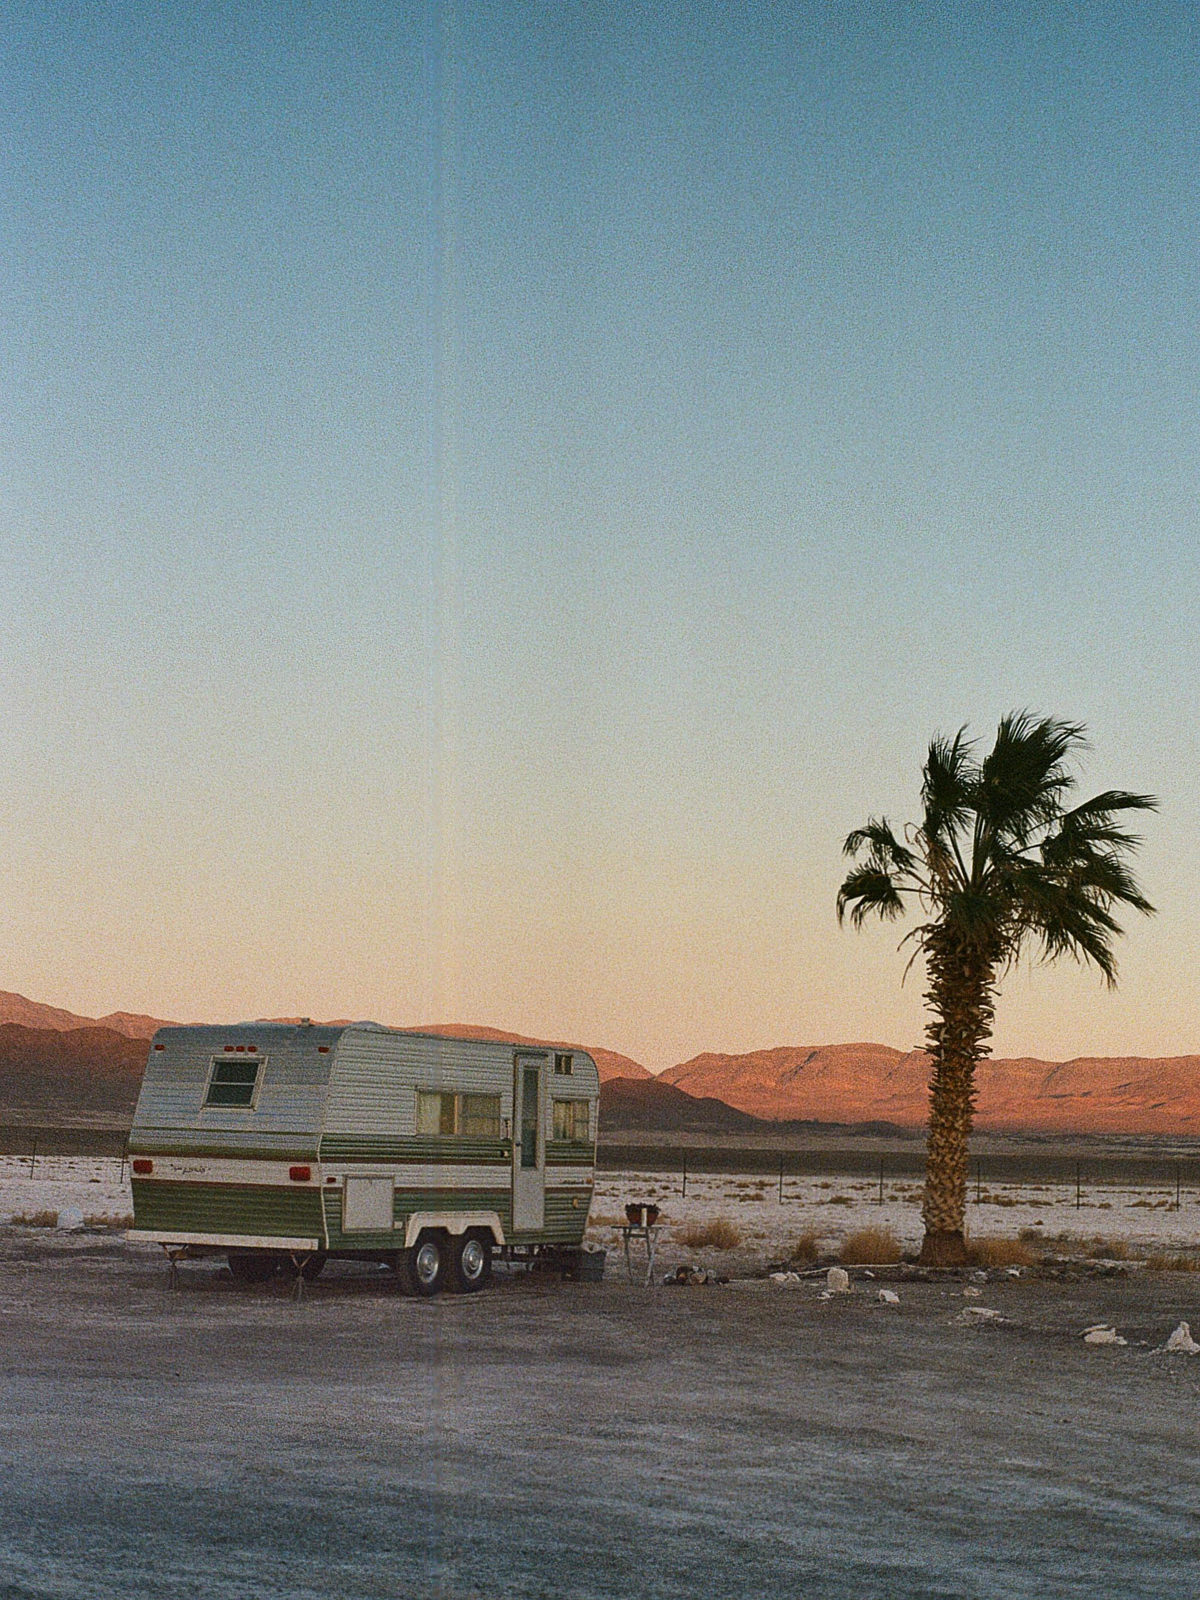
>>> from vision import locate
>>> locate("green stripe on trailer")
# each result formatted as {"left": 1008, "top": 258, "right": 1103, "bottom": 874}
{"left": 544, "top": 1141, "right": 593, "bottom": 1165}
{"left": 129, "top": 1127, "right": 319, "bottom": 1162}
{"left": 131, "top": 1180, "right": 326, "bottom": 1242}
{"left": 318, "top": 1134, "right": 511, "bottom": 1163}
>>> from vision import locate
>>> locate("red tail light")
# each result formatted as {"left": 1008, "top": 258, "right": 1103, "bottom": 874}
{"left": 132, "top": 1159, "right": 153, "bottom": 1175}
{"left": 289, "top": 1165, "right": 311, "bottom": 1182}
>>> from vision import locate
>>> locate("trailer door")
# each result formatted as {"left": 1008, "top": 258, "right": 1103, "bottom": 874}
{"left": 512, "top": 1052, "right": 546, "bottom": 1231}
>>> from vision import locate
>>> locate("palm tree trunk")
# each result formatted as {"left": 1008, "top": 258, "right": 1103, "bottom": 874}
{"left": 919, "top": 931, "right": 996, "bottom": 1266}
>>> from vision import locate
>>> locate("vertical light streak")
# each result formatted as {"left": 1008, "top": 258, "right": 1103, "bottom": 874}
{"left": 421, "top": 0, "right": 463, "bottom": 1022}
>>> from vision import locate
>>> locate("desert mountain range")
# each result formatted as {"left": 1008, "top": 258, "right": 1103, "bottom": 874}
{"left": 1, "top": 991, "right": 1198, "bottom": 1135}
{"left": 662, "top": 1044, "right": 1200, "bottom": 1137}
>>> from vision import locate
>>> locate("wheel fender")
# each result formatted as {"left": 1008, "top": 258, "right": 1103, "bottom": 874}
{"left": 402, "top": 1211, "right": 504, "bottom": 1249}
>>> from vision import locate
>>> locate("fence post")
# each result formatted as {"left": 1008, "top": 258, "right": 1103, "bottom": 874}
{"left": 29, "top": 1141, "right": 36, "bottom": 1178}
{"left": 778, "top": 1152, "right": 784, "bottom": 1204}
{"left": 1075, "top": 1162, "right": 1082, "bottom": 1209}
{"left": 877, "top": 1158, "right": 884, "bottom": 1205}
{"left": 681, "top": 1154, "right": 687, "bottom": 1199}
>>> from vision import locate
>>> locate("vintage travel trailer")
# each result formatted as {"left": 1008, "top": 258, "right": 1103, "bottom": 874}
{"left": 126, "top": 1022, "right": 600, "bottom": 1293}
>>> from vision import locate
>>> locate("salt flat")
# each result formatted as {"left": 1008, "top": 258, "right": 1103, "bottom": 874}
{"left": 5, "top": 1157, "right": 1199, "bottom": 1264}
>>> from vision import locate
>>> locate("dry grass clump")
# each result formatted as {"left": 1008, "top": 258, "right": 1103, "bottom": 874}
{"left": 1021, "top": 1230, "right": 1140, "bottom": 1261}
{"left": 1087, "top": 1237, "right": 1134, "bottom": 1260}
{"left": 838, "top": 1225, "right": 902, "bottom": 1265}
{"left": 675, "top": 1217, "right": 742, "bottom": 1251}
{"left": 86, "top": 1213, "right": 133, "bottom": 1229}
{"left": 1144, "top": 1251, "right": 1200, "bottom": 1272}
{"left": 588, "top": 1212, "right": 624, "bottom": 1228}
{"left": 789, "top": 1229, "right": 821, "bottom": 1265}
{"left": 966, "top": 1235, "right": 1037, "bottom": 1269}
{"left": 9, "top": 1210, "right": 58, "bottom": 1228}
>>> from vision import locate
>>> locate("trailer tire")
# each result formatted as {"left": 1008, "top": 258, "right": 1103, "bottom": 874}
{"left": 399, "top": 1231, "right": 446, "bottom": 1297}
{"left": 449, "top": 1231, "right": 493, "bottom": 1294}
{"left": 227, "top": 1250, "right": 278, "bottom": 1286}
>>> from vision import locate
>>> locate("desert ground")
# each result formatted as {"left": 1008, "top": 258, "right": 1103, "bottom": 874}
{"left": 3, "top": 1164, "right": 1200, "bottom": 1597}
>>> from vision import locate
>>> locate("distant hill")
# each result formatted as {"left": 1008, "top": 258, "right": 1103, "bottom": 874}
{"left": 0, "top": 991, "right": 173, "bottom": 1039}
{"left": 661, "top": 1044, "right": 1200, "bottom": 1136}
{"left": 598, "top": 1076, "right": 764, "bottom": 1133}
{"left": 0, "top": 1025, "right": 149, "bottom": 1114}
{"left": 0, "top": 993, "right": 652, "bottom": 1083}
{"left": 0, "top": 1014, "right": 651, "bottom": 1121}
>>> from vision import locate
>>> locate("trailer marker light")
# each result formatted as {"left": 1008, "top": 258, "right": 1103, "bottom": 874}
{"left": 289, "top": 1165, "right": 312, "bottom": 1182}
{"left": 153, "top": 1044, "right": 165, "bottom": 1051}
{"left": 325, "top": 1176, "right": 337, "bottom": 1184}
{"left": 317, "top": 1046, "right": 329, "bottom": 1053}
{"left": 247, "top": 1045, "right": 257, "bottom": 1053}
{"left": 132, "top": 1159, "right": 153, "bottom": 1175}
{"left": 224, "top": 1045, "right": 234, "bottom": 1052}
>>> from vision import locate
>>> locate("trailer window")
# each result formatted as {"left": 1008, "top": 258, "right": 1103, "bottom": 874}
{"left": 416, "top": 1091, "right": 501, "bottom": 1138}
{"left": 460, "top": 1094, "right": 501, "bottom": 1136}
{"left": 553, "top": 1099, "right": 589, "bottom": 1142}
{"left": 416, "top": 1092, "right": 456, "bottom": 1135}
{"left": 204, "top": 1057, "right": 262, "bottom": 1108}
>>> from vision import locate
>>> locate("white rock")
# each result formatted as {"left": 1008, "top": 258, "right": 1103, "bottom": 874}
{"left": 1164, "top": 1321, "right": 1200, "bottom": 1354}
{"left": 56, "top": 1207, "right": 84, "bottom": 1231}
{"left": 769, "top": 1271, "right": 802, "bottom": 1287}
{"left": 963, "top": 1285, "right": 982, "bottom": 1298}
{"left": 957, "top": 1306, "right": 1006, "bottom": 1324}
{"left": 1082, "top": 1326, "right": 1127, "bottom": 1346}
{"left": 877, "top": 1288, "right": 900, "bottom": 1305}
{"left": 826, "top": 1267, "right": 851, "bottom": 1294}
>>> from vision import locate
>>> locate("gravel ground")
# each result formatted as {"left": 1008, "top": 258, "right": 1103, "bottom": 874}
{"left": 1, "top": 1231, "right": 1200, "bottom": 1599}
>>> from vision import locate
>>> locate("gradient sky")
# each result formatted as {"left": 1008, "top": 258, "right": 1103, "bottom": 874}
{"left": 2, "top": 2, "right": 1199, "bottom": 1069}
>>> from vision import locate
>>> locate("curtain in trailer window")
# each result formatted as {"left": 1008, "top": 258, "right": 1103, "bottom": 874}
{"left": 552, "top": 1098, "right": 588, "bottom": 1142}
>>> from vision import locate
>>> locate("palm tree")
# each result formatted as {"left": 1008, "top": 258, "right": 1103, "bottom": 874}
{"left": 837, "top": 712, "right": 1156, "bottom": 1266}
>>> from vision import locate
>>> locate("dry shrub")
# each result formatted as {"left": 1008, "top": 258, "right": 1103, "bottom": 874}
{"left": 825, "top": 1195, "right": 854, "bottom": 1206}
{"left": 790, "top": 1229, "right": 821, "bottom": 1265}
{"left": 10, "top": 1210, "right": 58, "bottom": 1228}
{"left": 1144, "top": 1251, "right": 1200, "bottom": 1272}
{"left": 966, "top": 1235, "right": 1037, "bottom": 1269}
{"left": 1086, "top": 1237, "right": 1133, "bottom": 1261}
{"left": 86, "top": 1213, "right": 133, "bottom": 1229}
{"left": 838, "top": 1225, "right": 902, "bottom": 1265}
{"left": 675, "top": 1217, "right": 742, "bottom": 1251}
{"left": 588, "top": 1212, "right": 623, "bottom": 1228}
{"left": 1025, "top": 1230, "right": 1139, "bottom": 1260}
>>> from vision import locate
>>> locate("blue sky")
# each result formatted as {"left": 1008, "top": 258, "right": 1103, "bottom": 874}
{"left": 1, "top": 2, "right": 1198, "bottom": 1067}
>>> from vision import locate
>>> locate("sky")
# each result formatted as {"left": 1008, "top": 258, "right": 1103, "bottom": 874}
{"left": 2, "top": 2, "right": 1199, "bottom": 1071}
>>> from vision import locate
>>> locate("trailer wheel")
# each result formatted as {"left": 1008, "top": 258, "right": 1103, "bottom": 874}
{"left": 399, "top": 1231, "right": 446, "bottom": 1297}
{"left": 227, "top": 1250, "right": 278, "bottom": 1286}
{"left": 449, "top": 1232, "right": 493, "bottom": 1293}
